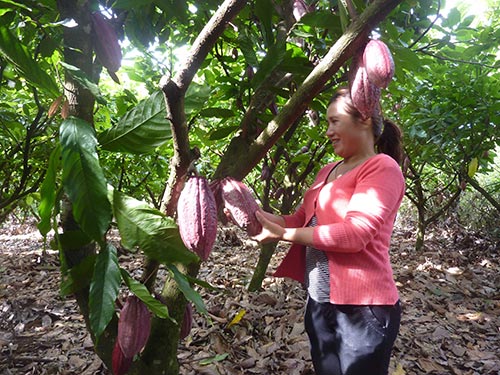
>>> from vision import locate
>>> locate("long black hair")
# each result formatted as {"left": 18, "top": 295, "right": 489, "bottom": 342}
{"left": 329, "top": 87, "right": 403, "bottom": 165}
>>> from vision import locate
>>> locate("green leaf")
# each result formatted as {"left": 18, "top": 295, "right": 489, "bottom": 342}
{"left": 237, "top": 31, "right": 259, "bottom": 67}
{"left": 199, "top": 353, "right": 229, "bottom": 365}
{"left": 0, "top": 0, "right": 31, "bottom": 11}
{"left": 199, "top": 107, "right": 235, "bottom": 118}
{"left": 467, "top": 157, "right": 478, "bottom": 178}
{"left": 112, "top": 0, "right": 154, "bottom": 8}
{"left": 209, "top": 125, "right": 239, "bottom": 140}
{"left": 60, "top": 117, "right": 112, "bottom": 243}
{"left": 37, "top": 144, "right": 61, "bottom": 237}
{"left": 120, "top": 269, "right": 171, "bottom": 319}
{"left": 58, "top": 229, "right": 93, "bottom": 249}
{"left": 301, "top": 10, "right": 341, "bottom": 31}
{"left": 185, "top": 82, "right": 212, "bottom": 115}
{"left": 60, "top": 254, "right": 97, "bottom": 296}
{"left": 60, "top": 62, "right": 106, "bottom": 105}
{"left": 255, "top": 0, "right": 274, "bottom": 47}
{"left": 98, "top": 91, "right": 171, "bottom": 154}
{"left": 112, "top": 190, "right": 199, "bottom": 265}
{"left": 89, "top": 243, "right": 121, "bottom": 339}
{"left": 251, "top": 37, "right": 287, "bottom": 90}
{"left": 168, "top": 264, "right": 206, "bottom": 315}
{"left": 0, "top": 25, "right": 59, "bottom": 97}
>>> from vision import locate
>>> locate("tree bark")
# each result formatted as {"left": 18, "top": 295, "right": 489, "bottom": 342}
{"left": 56, "top": 0, "right": 117, "bottom": 368}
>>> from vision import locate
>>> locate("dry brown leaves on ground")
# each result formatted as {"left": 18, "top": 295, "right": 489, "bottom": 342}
{"left": 0, "top": 216, "right": 499, "bottom": 375}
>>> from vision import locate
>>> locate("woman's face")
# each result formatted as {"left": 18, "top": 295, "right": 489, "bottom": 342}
{"left": 325, "top": 97, "right": 370, "bottom": 159}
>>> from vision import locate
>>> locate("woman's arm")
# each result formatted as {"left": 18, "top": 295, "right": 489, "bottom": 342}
{"left": 252, "top": 210, "right": 315, "bottom": 245}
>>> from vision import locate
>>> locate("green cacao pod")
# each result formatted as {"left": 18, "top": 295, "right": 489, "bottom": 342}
{"left": 220, "top": 177, "right": 262, "bottom": 236}
{"left": 177, "top": 176, "right": 218, "bottom": 261}
{"left": 363, "top": 39, "right": 394, "bottom": 89}
{"left": 91, "top": 12, "right": 122, "bottom": 73}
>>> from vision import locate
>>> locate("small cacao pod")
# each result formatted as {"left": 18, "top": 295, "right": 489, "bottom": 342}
{"left": 293, "top": 0, "right": 311, "bottom": 21}
{"left": 112, "top": 341, "right": 133, "bottom": 375}
{"left": 362, "top": 39, "right": 395, "bottom": 89}
{"left": 179, "top": 303, "right": 193, "bottom": 340}
{"left": 177, "top": 176, "right": 218, "bottom": 261}
{"left": 117, "top": 296, "right": 151, "bottom": 359}
{"left": 350, "top": 59, "right": 381, "bottom": 119}
{"left": 220, "top": 177, "right": 262, "bottom": 236}
{"left": 260, "top": 165, "right": 271, "bottom": 181}
{"left": 91, "top": 12, "right": 122, "bottom": 73}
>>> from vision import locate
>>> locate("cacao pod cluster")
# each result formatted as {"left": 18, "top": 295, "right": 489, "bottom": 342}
{"left": 91, "top": 11, "right": 122, "bottom": 83}
{"left": 112, "top": 296, "right": 151, "bottom": 375}
{"left": 176, "top": 176, "right": 262, "bottom": 261}
{"left": 349, "top": 39, "right": 395, "bottom": 119}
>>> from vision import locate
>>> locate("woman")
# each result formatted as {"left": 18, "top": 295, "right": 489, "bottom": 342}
{"left": 252, "top": 86, "right": 405, "bottom": 375}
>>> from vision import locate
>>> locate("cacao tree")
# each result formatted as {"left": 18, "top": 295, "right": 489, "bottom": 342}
{"left": 382, "top": 3, "right": 500, "bottom": 250}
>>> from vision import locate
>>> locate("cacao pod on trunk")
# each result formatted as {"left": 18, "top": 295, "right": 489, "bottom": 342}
{"left": 177, "top": 176, "right": 218, "bottom": 261}
{"left": 117, "top": 295, "right": 151, "bottom": 359}
{"left": 220, "top": 177, "right": 262, "bottom": 236}
{"left": 112, "top": 341, "right": 133, "bottom": 375}
{"left": 91, "top": 12, "right": 122, "bottom": 73}
{"left": 179, "top": 303, "right": 193, "bottom": 340}
{"left": 363, "top": 39, "right": 394, "bottom": 89}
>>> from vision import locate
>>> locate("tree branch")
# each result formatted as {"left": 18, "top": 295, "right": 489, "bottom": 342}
{"left": 218, "top": 0, "right": 403, "bottom": 180}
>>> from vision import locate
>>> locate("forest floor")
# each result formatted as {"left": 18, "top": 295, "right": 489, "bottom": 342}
{"left": 0, "top": 214, "right": 499, "bottom": 375}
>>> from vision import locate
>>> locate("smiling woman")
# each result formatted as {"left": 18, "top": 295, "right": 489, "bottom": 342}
{"left": 250, "top": 86, "right": 406, "bottom": 375}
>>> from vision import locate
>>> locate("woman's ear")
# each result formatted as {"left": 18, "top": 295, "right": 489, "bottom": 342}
{"left": 358, "top": 116, "right": 373, "bottom": 130}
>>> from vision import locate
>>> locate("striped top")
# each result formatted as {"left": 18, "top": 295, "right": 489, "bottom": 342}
{"left": 305, "top": 215, "right": 330, "bottom": 303}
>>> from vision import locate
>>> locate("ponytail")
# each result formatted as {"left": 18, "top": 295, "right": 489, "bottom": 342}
{"left": 375, "top": 118, "right": 403, "bottom": 165}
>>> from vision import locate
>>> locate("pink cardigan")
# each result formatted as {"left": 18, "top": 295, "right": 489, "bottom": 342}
{"left": 274, "top": 154, "right": 405, "bottom": 305}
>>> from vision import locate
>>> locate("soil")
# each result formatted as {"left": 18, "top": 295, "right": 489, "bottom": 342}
{"left": 0, "top": 215, "right": 499, "bottom": 375}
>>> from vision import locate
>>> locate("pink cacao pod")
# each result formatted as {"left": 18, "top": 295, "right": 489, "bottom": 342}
{"left": 179, "top": 303, "right": 193, "bottom": 340}
{"left": 362, "top": 39, "right": 395, "bottom": 89}
{"left": 220, "top": 177, "right": 262, "bottom": 236}
{"left": 350, "top": 59, "right": 381, "bottom": 120}
{"left": 112, "top": 340, "right": 133, "bottom": 375}
{"left": 117, "top": 296, "right": 151, "bottom": 359}
{"left": 177, "top": 176, "right": 218, "bottom": 261}
{"left": 91, "top": 12, "right": 122, "bottom": 73}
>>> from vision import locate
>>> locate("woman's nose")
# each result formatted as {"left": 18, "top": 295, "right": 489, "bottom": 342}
{"left": 325, "top": 123, "right": 334, "bottom": 137}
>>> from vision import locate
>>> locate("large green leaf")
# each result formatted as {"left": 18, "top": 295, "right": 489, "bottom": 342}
{"left": 89, "top": 243, "right": 121, "bottom": 339}
{"left": 120, "top": 269, "right": 171, "bottom": 319}
{"left": 112, "top": 190, "right": 199, "bottom": 265}
{"left": 60, "top": 117, "right": 112, "bottom": 243}
{"left": 37, "top": 144, "right": 61, "bottom": 237}
{"left": 0, "top": 24, "right": 59, "bottom": 97}
{"left": 98, "top": 91, "right": 171, "bottom": 154}
{"left": 60, "top": 254, "right": 97, "bottom": 296}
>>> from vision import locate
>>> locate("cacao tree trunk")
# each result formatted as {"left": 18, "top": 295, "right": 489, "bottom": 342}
{"left": 56, "top": 0, "right": 117, "bottom": 368}
{"left": 248, "top": 243, "right": 277, "bottom": 292}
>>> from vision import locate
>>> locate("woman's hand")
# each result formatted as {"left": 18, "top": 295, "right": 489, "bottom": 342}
{"left": 251, "top": 210, "right": 286, "bottom": 244}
